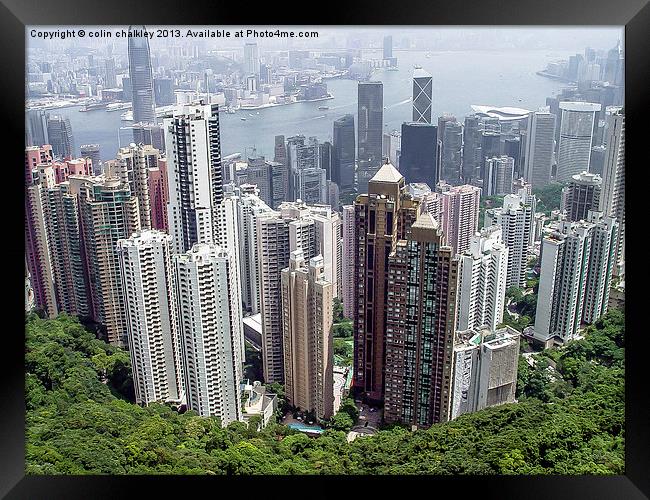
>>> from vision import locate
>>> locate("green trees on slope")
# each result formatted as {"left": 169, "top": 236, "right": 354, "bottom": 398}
{"left": 25, "top": 309, "right": 624, "bottom": 475}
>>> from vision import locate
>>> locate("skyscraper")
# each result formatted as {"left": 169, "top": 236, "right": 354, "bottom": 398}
{"left": 332, "top": 115, "right": 356, "bottom": 193}
{"left": 523, "top": 110, "right": 556, "bottom": 188}
{"left": 354, "top": 163, "right": 419, "bottom": 403}
{"left": 383, "top": 35, "right": 393, "bottom": 60}
{"left": 357, "top": 81, "right": 384, "bottom": 193}
{"left": 412, "top": 67, "right": 432, "bottom": 124}
{"left": 148, "top": 156, "right": 169, "bottom": 232}
{"left": 485, "top": 193, "right": 534, "bottom": 289}
{"left": 273, "top": 135, "right": 289, "bottom": 206}
{"left": 174, "top": 243, "right": 243, "bottom": 424}
{"left": 456, "top": 226, "right": 508, "bottom": 331}
{"left": 127, "top": 26, "right": 156, "bottom": 125}
{"left": 117, "top": 230, "right": 183, "bottom": 406}
{"left": 244, "top": 42, "right": 260, "bottom": 78}
{"left": 462, "top": 115, "right": 481, "bottom": 181}
{"left": 383, "top": 213, "right": 458, "bottom": 428}
{"left": 164, "top": 103, "right": 224, "bottom": 254}
{"left": 46, "top": 115, "right": 74, "bottom": 159}
{"left": 80, "top": 144, "right": 102, "bottom": 175}
{"left": 438, "top": 184, "right": 481, "bottom": 256}
{"left": 599, "top": 110, "right": 625, "bottom": 269}
{"left": 530, "top": 211, "right": 618, "bottom": 346}
{"left": 341, "top": 205, "right": 355, "bottom": 319}
{"left": 399, "top": 122, "right": 438, "bottom": 187}
{"left": 563, "top": 171, "right": 602, "bottom": 222}
{"left": 440, "top": 119, "right": 463, "bottom": 184}
{"left": 484, "top": 156, "right": 515, "bottom": 197}
{"left": 281, "top": 251, "right": 334, "bottom": 420}
{"left": 556, "top": 102, "right": 601, "bottom": 182}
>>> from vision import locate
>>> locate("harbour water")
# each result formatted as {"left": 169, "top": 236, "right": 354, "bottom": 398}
{"left": 57, "top": 49, "right": 576, "bottom": 161}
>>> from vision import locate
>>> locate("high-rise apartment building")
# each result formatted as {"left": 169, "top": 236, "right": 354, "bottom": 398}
{"left": 117, "top": 230, "right": 183, "bottom": 406}
{"left": 128, "top": 25, "right": 156, "bottom": 126}
{"left": 530, "top": 211, "right": 618, "bottom": 346}
{"left": 457, "top": 226, "right": 508, "bottom": 331}
{"left": 523, "top": 110, "right": 556, "bottom": 188}
{"left": 174, "top": 243, "right": 243, "bottom": 424}
{"left": 384, "top": 213, "right": 458, "bottom": 428}
{"left": 438, "top": 184, "right": 481, "bottom": 255}
{"left": 281, "top": 251, "right": 334, "bottom": 420}
{"left": 399, "top": 122, "right": 439, "bottom": 187}
{"left": 148, "top": 156, "right": 169, "bottom": 232}
{"left": 76, "top": 175, "right": 141, "bottom": 347}
{"left": 563, "top": 171, "right": 601, "bottom": 222}
{"left": 357, "top": 81, "right": 384, "bottom": 193}
{"left": 332, "top": 114, "right": 356, "bottom": 193}
{"left": 412, "top": 67, "right": 432, "bottom": 124}
{"left": 485, "top": 192, "right": 535, "bottom": 289}
{"left": 556, "top": 102, "right": 601, "bottom": 182}
{"left": 342, "top": 205, "right": 355, "bottom": 319}
{"left": 450, "top": 326, "right": 520, "bottom": 420}
{"left": 164, "top": 103, "right": 224, "bottom": 254}
{"left": 353, "top": 163, "right": 419, "bottom": 402}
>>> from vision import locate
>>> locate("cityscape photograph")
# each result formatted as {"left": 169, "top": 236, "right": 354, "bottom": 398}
{"left": 24, "top": 26, "right": 626, "bottom": 475}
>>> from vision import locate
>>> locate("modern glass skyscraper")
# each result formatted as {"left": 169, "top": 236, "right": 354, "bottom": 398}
{"left": 383, "top": 35, "right": 393, "bottom": 59}
{"left": 440, "top": 119, "right": 463, "bottom": 184}
{"left": 399, "top": 122, "right": 438, "bottom": 187}
{"left": 556, "top": 102, "right": 601, "bottom": 182}
{"left": 412, "top": 67, "right": 432, "bottom": 124}
{"left": 127, "top": 26, "right": 156, "bottom": 125}
{"left": 523, "top": 110, "right": 556, "bottom": 188}
{"left": 332, "top": 114, "right": 356, "bottom": 193}
{"left": 462, "top": 115, "right": 481, "bottom": 181}
{"left": 357, "top": 81, "right": 384, "bottom": 194}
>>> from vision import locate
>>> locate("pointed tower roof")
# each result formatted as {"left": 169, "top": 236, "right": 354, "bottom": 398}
{"left": 370, "top": 162, "right": 403, "bottom": 184}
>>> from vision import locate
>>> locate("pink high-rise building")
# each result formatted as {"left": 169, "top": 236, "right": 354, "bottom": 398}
{"left": 52, "top": 158, "right": 93, "bottom": 184}
{"left": 148, "top": 157, "right": 169, "bottom": 232}
{"left": 342, "top": 204, "right": 355, "bottom": 319}
{"left": 439, "top": 184, "right": 481, "bottom": 255}
{"left": 25, "top": 145, "right": 52, "bottom": 185}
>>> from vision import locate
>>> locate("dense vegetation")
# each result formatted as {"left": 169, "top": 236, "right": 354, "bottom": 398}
{"left": 26, "top": 309, "right": 624, "bottom": 475}
{"left": 332, "top": 298, "right": 353, "bottom": 366}
{"left": 532, "top": 182, "right": 564, "bottom": 215}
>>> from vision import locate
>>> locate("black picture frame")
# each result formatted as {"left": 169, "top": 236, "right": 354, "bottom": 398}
{"left": 3, "top": 0, "right": 648, "bottom": 497}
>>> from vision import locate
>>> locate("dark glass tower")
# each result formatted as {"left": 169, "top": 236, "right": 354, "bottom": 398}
{"left": 400, "top": 122, "right": 438, "bottom": 187}
{"left": 440, "top": 120, "right": 463, "bottom": 184}
{"left": 332, "top": 114, "right": 356, "bottom": 193}
{"left": 462, "top": 115, "right": 481, "bottom": 182}
{"left": 128, "top": 26, "right": 156, "bottom": 125}
{"left": 357, "top": 81, "right": 384, "bottom": 194}
{"left": 412, "top": 67, "right": 433, "bottom": 124}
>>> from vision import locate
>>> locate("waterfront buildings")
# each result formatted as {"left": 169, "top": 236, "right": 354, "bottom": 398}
{"left": 127, "top": 25, "right": 156, "bottom": 126}
{"left": 281, "top": 251, "right": 334, "bottom": 420}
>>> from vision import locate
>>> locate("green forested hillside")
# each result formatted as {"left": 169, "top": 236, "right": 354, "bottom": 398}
{"left": 25, "top": 310, "right": 624, "bottom": 475}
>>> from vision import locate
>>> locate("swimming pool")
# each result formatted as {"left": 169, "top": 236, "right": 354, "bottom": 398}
{"left": 287, "top": 423, "right": 324, "bottom": 434}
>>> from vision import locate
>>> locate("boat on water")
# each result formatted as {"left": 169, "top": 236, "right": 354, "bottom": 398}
{"left": 79, "top": 102, "right": 108, "bottom": 112}
{"left": 318, "top": 105, "right": 329, "bottom": 110}
{"left": 240, "top": 117, "right": 247, "bottom": 121}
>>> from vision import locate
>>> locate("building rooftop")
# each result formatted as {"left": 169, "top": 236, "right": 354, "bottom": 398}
{"left": 559, "top": 101, "right": 602, "bottom": 112}
{"left": 470, "top": 105, "right": 531, "bottom": 121}
{"left": 370, "top": 162, "right": 403, "bottom": 184}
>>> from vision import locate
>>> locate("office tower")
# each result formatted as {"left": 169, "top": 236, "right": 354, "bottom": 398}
{"left": 273, "top": 135, "right": 288, "bottom": 204}
{"left": 484, "top": 156, "right": 515, "bottom": 197}
{"left": 333, "top": 115, "right": 356, "bottom": 193}
{"left": 46, "top": 115, "right": 74, "bottom": 158}
{"left": 388, "top": 130, "right": 401, "bottom": 168}
{"left": 320, "top": 141, "right": 333, "bottom": 180}
{"left": 599, "top": 110, "right": 625, "bottom": 268}
{"left": 121, "top": 76, "right": 132, "bottom": 101}
{"left": 80, "top": 144, "right": 102, "bottom": 175}
{"left": 237, "top": 191, "right": 273, "bottom": 313}
{"left": 384, "top": 213, "right": 458, "bottom": 428}
{"left": 400, "top": 122, "right": 438, "bottom": 187}
{"left": 131, "top": 123, "right": 165, "bottom": 151}
{"left": 457, "top": 226, "right": 508, "bottom": 331}
{"left": 281, "top": 251, "right": 334, "bottom": 419}
{"left": 26, "top": 109, "right": 49, "bottom": 147}
{"left": 342, "top": 205, "right": 355, "bottom": 319}
{"left": 103, "top": 57, "right": 117, "bottom": 88}
{"left": 503, "top": 137, "right": 521, "bottom": 177}
{"left": 485, "top": 193, "right": 534, "bottom": 289}
{"left": 412, "top": 66, "right": 432, "bottom": 124}
{"left": 117, "top": 230, "right": 183, "bottom": 406}
{"left": 462, "top": 115, "right": 481, "bottom": 181}
{"left": 104, "top": 143, "right": 158, "bottom": 230}
{"left": 530, "top": 212, "right": 618, "bottom": 346}
{"left": 450, "top": 326, "right": 520, "bottom": 420}
{"left": 590, "top": 145, "right": 607, "bottom": 176}
{"left": 127, "top": 25, "right": 156, "bottom": 125}
{"left": 148, "top": 157, "right": 169, "bottom": 232}
{"left": 244, "top": 42, "right": 260, "bottom": 78}
{"left": 44, "top": 181, "right": 90, "bottom": 318}
{"left": 174, "top": 243, "right": 243, "bottom": 424}
{"left": 556, "top": 102, "right": 601, "bottom": 182}
{"left": 383, "top": 35, "right": 393, "bottom": 60}
{"left": 164, "top": 103, "right": 223, "bottom": 254}
{"left": 563, "top": 171, "right": 602, "bottom": 222}
{"left": 479, "top": 131, "right": 501, "bottom": 179}
{"left": 439, "top": 184, "right": 481, "bottom": 255}
{"left": 25, "top": 163, "right": 58, "bottom": 317}
{"left": 286, "top": 136, "right": 327, "bottom": 204}
{"left": 357, "top": 81, "right": 384, "bottom": 193}
{"left": 77, "top": 175, "right": 141, "bottom": 347}
{"left": 523, "top": 110, "right": 556, "bottom": 188}
{"left": 246, "top": 154, "right": 273, "bottom": 206}
{"left": 353, "top": 163, "right": 419, "bottom": 402}
{"left": 297, "top": 167, "right": 327, "bottom": 205}
{"left": 440, "top": 119, "right": 462, "bottom": 184}
{"left": 327, "top": 180, "right": 340, "bottom": 212}
{"left": 153, "top": 77, "right": 174, "bottom": 106}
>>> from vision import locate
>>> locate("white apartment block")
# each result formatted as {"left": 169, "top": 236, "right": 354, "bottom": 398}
{"left": 117, "top": 230, "right": 184, "bottom": 406}
{"left": 342, "top": 205, "right": 356, "bottom": 319}
{"left": 174, "top": 243, "right": 243, "bottom": 425}
{"left": 439, "top": 184, "right": 480, "bottom": 255}
{"left": 457, "top": 225, "right": 509, "bottom": 331}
